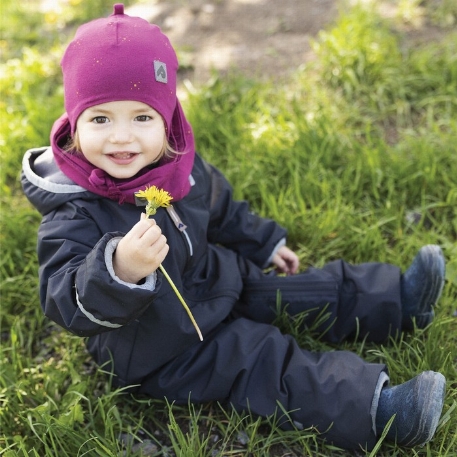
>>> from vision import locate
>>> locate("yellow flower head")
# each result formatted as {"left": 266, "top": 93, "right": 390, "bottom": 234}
{"left": 135, "top": 185, "right": 173, "bottom": 217}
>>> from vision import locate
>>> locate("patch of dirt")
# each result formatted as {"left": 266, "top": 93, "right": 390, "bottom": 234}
{"left": 126, "top": 0, "right": 453, "bottom": 91}
{"left": 126, "top": 0, "right": 340, "bottom": 86}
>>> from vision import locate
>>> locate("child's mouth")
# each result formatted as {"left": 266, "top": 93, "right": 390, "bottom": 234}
{"left": 107, "top": 152, "right": 139, "bottom": 164}
{"left": 109, "top": 152, "right": 137, "bottom": 159}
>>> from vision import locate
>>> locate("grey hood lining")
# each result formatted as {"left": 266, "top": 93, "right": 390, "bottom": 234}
{"left": 22, "top": 147, "right": 87, "bottom": 194}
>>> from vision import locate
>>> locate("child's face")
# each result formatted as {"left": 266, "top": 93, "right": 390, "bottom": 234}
{"left": 75, "top": 100, "right": 166, "bottom": 179}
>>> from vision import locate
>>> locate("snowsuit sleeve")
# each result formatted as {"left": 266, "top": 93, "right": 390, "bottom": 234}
{"left": 37, "top": 202, "right": 160, "bottom": 337}
{"left": 202, "top": 158, "right": 287, "bottom": 267}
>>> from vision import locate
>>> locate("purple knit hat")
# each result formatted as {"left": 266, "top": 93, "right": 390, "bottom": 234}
{"left": 53, "top": 4, "right": 195, "bottom": 204}
{"left": 62, "top": 3, "right": 178, "bottom": 137}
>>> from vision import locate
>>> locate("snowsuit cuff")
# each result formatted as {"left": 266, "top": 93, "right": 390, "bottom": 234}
{"left": 105, "top": 237, "right": 157, "bottom": 289}
{"left": 265, "top": 238, "right": 286, "bottom": 267}
{"left": 371, "top": 370, "right": 390, "bottom": 434}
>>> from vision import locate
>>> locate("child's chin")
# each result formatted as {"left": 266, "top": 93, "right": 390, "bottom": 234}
{"left": 106, "top": 168, "right": 139, "bottom": 180}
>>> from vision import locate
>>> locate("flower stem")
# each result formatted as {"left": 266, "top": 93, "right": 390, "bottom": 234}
{"left": 158, "top": 264, "right": 203, "bottom": 341}
{"left": 134, "top": 189, "right": 203, "bottom": 342}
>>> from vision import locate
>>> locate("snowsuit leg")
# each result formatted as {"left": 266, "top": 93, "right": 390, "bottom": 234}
{"left": 89, "top": 258, "right": 399, "bottom": 450}
{"left": 236, "top": 259, "right": 402, "bottom": 343}
{"left": 138, "top": 318, "right": 385, "bottom": 450}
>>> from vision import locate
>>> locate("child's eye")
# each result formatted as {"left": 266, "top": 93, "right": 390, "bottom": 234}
{"left": 92, "top": 116, "right": 109, "bottom": 124}
{"left": 135, "top": 115, "right": 152, "bottom": 122}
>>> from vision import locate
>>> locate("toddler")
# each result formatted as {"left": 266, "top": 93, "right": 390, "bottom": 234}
{"left": 22, "top": 4, "right": 446, "bottom": 451}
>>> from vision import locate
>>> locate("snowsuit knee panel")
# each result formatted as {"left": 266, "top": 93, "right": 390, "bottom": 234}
{"left": 237, "top": 260, "right": 402, "bottom": 343}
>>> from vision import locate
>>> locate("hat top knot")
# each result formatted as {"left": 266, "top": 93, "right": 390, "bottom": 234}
{"left": 113, "top": 3, "right": 124, "bottom": 15}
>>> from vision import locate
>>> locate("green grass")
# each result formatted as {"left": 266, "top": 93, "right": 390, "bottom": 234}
{"left": 1, "top": 1, "right": 456, "bottom": 456}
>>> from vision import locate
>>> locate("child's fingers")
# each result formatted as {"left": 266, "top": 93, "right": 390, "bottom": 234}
{"left": 126, "top": 217, "right": 158, "bottom": 240}
{"left": 136, "top": 220, "right": 167, "bottom": 249}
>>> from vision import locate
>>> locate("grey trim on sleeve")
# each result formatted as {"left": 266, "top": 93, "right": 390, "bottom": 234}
{"left": 72, "top": 237, "right": 158, "bottom": 329}
{"left": 265, "top": 238, "right": 287, "bottom": 267}
{"left": 105, "top": 237, "right": 157, "bottom": 290}
{"left": 75, "top": 288, "right": 122, "bottom": 329}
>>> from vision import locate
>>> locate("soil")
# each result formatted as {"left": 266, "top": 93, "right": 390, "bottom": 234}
{"left": 126, "top": 0, "right": 340, "bottom": 86}
{"left": 125, "top": 0, "right": 452, "bottom": 90}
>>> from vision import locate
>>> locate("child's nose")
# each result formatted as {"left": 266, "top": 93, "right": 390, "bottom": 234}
{"left": 110, "top": 126, "right": 134, "bottom": 144}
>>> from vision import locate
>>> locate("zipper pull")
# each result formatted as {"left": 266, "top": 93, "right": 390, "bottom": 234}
{"left": 166, "top": 205, "right": 187, "bottom": 232}
{"left": 166, "top": 205, "right": 193, "bottom": 257}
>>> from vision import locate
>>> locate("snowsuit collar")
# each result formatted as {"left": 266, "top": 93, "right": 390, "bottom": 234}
{"left": 51, "top": 106, "right": 195, "bottom": 205}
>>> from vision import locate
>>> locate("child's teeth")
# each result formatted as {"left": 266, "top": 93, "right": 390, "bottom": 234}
{"left": 113, "top": 153, "right": 132, "bottom": 159}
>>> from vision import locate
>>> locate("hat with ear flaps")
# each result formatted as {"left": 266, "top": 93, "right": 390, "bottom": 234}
{"left": 51, "top": 3, "right": 195, "bottom": 204}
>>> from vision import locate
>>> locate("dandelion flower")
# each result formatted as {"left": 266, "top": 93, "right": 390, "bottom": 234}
{"left": 134, "top": 185, "right": 203, "bottom": 341}
{"left": 135, "top": 186, "right": 172, "bottom": 217}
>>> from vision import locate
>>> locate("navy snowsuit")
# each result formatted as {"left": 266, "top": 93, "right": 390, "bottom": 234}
{"left": 22, "top": 146, "right": 403, "bottom": 450}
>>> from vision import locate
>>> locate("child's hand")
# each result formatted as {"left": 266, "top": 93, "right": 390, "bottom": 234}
{"left": 113, "top": 214, "right": 169, "bottom": 284}
{"left": 272, "top": 246, "right": 300, "bottom": 275}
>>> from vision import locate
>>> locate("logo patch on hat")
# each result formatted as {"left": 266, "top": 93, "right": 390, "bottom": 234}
{"left": 154, "top": 61, "right": 167, "bottom": 83}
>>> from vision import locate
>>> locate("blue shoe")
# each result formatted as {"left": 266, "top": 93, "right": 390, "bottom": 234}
{"left": 401, "top": 245, "right": 445, "bottom": 330}
{"left": 376, "top": 371, "right": 446, "bottom": 447}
